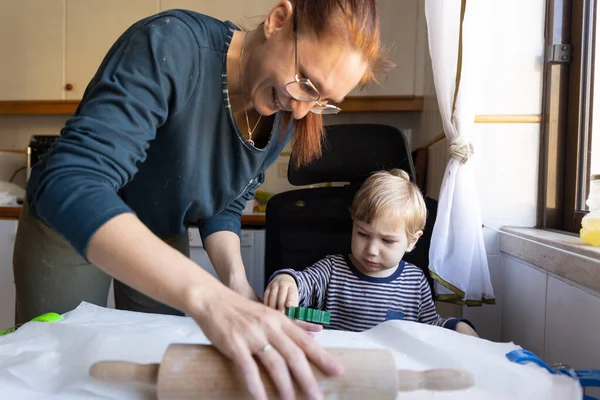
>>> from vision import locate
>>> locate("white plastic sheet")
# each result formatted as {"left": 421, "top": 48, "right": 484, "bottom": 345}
{"left": 0, "top": 302, "right": 581, "bottom": 399}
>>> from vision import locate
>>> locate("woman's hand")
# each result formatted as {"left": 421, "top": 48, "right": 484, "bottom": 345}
{"left": 263, "top": 274, "right": 299, "bottom": 312}
{"left": 186, "top": 285, "right": 343, "bottom": 400}
{"left": 87, "top": 215, "right": 340, "bottom": 399}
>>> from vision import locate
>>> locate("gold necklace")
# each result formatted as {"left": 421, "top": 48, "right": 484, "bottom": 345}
{"left": 239, "top": 32, "right": 262, "bottom": 147}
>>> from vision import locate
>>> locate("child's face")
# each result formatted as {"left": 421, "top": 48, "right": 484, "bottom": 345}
{"left": 350, "top": 217, "right": 421, "bottom": 276}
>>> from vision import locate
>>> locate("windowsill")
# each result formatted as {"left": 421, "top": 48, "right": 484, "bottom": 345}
{"left": 499, "top": 227, "right": 600, "bottom": 293}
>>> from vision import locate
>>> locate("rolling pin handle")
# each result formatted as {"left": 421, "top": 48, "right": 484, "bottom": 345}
{"left": 397, "top": 369, "right": 474, "bottom": 391}
{"left": 90, "top": 361, "right": 159, "bottom": 385}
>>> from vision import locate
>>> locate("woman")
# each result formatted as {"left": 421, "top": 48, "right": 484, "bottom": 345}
{"left": 14, "top": 0, "right": 390, "bottom": 398}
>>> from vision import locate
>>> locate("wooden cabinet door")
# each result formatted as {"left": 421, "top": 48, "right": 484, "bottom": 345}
{"left": 0, "top": 0, "right": 64, "bottom": 100}
{"left": 64, "top": 0, "right": 159, "bottom": 100}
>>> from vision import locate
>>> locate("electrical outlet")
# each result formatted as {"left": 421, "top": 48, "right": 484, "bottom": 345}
{"left": 278, "top": 163, "right": 288, "bottom": 178}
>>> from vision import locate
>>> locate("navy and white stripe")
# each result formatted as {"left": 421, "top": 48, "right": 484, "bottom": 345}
{"left": 271, "top": 254, "right": 461, "bottom": 332}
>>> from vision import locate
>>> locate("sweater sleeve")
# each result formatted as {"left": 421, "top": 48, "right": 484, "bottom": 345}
{"left": 417, "top": 275, "right": 477, "bottom": 332}
{"left": 268, "top": 257, "right": 334, "bottom": 310}
{"left": 418, "top": 274, "right": 458, "bottom": 329}
{"left": 198, "top": 172, "right": 264, "bottom": 241}
{"left": 27, "top": 15, "right": 200, "bottom": 258}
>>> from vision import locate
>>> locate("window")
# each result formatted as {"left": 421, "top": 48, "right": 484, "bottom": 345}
{"left": 540, "top": 0, "right": 599, "bottom": 232}
{"left": 592, "top": 3, "right": 600, "bottom": 177}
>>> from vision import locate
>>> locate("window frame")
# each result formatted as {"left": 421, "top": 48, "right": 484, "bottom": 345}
{"left": 539, "top": 0, "right": 594, "bottom": 232}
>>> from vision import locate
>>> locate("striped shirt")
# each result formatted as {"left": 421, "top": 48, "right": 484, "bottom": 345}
{"left": 271, "top": 254, "right": 462, "bottom": 332}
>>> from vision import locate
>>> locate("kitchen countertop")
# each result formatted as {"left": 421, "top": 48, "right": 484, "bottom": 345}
{"left": 239, "top": 212, "right": 267, "bottom": 226}
{"left": 0, "top": 206, "right": 20, "bottom": 220}
{"left": 0, "top": 206, "right": 266, "bottom": 226}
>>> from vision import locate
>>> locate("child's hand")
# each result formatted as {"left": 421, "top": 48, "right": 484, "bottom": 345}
{"left": 456, "top": 322, "right": 479, "bottom": 337}
{"left": 264, "top": 274, "right": 299, "bottom": 312}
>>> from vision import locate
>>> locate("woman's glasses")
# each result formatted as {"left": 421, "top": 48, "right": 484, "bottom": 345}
{"left": 284, "top": 14, "right": 342, "bottom": 115}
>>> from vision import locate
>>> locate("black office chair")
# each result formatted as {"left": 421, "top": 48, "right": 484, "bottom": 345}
{"left": 264, "top": 124, "right": 437, "bottom": 295}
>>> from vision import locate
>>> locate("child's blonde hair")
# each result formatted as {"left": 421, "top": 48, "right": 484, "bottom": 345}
{"left": 350, "top": 169, "right": 427, "bottom": 242}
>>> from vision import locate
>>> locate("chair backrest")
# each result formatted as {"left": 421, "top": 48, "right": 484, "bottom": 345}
{"left": 288, "top": 123, "right": 416, "bottom": 186}
{"left": 264, "top": 124, "right": 435, "bottom": 293}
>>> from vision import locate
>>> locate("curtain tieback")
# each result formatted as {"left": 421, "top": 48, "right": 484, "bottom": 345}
{"left": 448, "top": 136, "right": 474, "bottom": 164}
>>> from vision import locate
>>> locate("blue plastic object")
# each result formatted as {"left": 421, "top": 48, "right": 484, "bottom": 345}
{"left": 506, "top": 349, "right": 600, "bottom": 400}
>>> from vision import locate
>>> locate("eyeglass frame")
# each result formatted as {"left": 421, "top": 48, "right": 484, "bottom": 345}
{"left": 284, "top": 12, "right": 342, "bottom": 115}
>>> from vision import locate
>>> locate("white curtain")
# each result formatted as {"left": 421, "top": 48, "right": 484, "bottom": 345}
{"left": 424, "top": 0, "right": 495, "bottom": 305}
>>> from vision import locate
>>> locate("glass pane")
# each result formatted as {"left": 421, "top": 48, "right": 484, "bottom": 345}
{"left": 583, "top": 0, "right": 599, "bottom": 211}
{"left": 311, "top": 104, "right": 341, "bottom": 115}
{"left": 286, "top": 81, "right": 319, "bottom": 102}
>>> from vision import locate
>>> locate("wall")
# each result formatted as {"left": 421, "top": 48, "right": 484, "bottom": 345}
{"left": 0, "top": 116, "right": 70, "bottom": 191}
{"left": 0, "top": 115, "right": 69, "bottom": 150}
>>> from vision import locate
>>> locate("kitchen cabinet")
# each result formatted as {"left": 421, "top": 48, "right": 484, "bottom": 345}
{"left": 0, "top": 0, "right": 425, "bottom": 110}
{"left": 65, "top": 0, "right": 159, "bottom": 100}
{"left": 0, "top": 0, "right": 158, "bottom": 102}
{"left": 0, "top": 220, "right": 18, "bottom": 330}
{"left": 0, "top": 1, "right": 64, "bottom": 100}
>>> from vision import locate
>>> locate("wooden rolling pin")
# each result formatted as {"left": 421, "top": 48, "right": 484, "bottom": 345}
{"left": 90, "top": 344, "right": 474, "bottom": 399}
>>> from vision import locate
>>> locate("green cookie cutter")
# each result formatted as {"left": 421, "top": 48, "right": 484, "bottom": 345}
{"left": 0, "top": 312, "right": 63, "bottom": 336}
{"left": 285, "top": 306, "right": 330, "bottom": 325}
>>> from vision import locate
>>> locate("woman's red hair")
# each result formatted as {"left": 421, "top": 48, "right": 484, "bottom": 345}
{"left": 283, "top": 0, "right": 393, "bottom": 167}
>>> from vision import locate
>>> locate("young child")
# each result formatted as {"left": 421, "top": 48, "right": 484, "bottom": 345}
{"left": 264, "top": 169, "right": 478, "bottom": 336}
